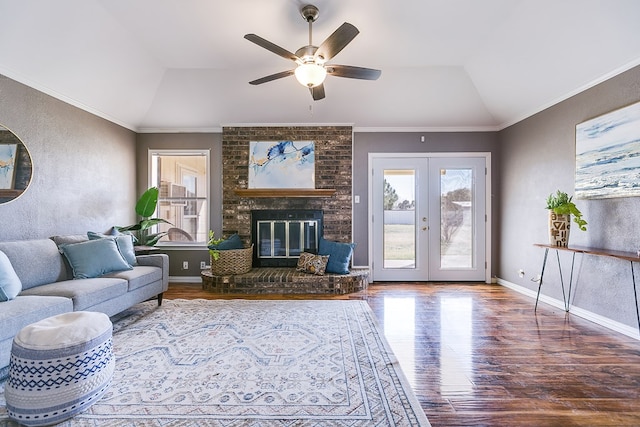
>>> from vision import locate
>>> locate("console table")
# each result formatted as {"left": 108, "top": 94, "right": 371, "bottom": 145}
{"left": 534, "top": 243, "right": 640, "bottom": 331}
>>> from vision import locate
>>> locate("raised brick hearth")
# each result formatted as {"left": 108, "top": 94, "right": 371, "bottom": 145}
{"left": 201, "top": 268, "right": 369, "bottom": 295}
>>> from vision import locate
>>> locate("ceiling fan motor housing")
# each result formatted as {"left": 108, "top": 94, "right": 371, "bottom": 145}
{"left": 300, "top": 5, "right": 319, "bottom": 22}
{"left": 296, "top": 45, "right": 321, "bottom": 62}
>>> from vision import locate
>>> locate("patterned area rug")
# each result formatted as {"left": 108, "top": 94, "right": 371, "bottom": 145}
{"left": 0, "top": 299, "right": 430, "bottom": 426}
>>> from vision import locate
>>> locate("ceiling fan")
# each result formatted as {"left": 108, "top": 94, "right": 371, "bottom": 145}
{"left": 244, "top": 4, "right": 381, "bottom": 101}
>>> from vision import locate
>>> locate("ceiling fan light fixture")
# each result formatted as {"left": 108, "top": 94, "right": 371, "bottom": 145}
{"left": 294, "top": 62, "right": 326, "bottom": 88}
{"left": 245, "top": 4, "right": 380, "bottom": 100}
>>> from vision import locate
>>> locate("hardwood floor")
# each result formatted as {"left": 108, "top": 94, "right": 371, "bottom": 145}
{"left": 163, "top": 282, "right": 640, "bottom": 426}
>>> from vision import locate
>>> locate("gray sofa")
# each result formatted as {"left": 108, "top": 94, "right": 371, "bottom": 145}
{"left": 0, "top": 235, "right": 169, "bottom": 376}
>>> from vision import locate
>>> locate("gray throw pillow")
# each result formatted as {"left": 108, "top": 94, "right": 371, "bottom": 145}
{"left": 60, "top": 238, "right": 133, "bottom": 279}
{"left": 0, "top": 250, "right": 22, "bottom": 301}
{"left": 88, "top": 231, "right": 137, "bottom": 266}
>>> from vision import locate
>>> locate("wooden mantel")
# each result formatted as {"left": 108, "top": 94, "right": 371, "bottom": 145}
{"left": 234, "top": 189, "right": 336, "bottom": 198}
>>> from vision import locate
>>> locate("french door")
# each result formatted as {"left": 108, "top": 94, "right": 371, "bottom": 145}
{"left": 370, "top": 154, "right": 489, "bottom": 282}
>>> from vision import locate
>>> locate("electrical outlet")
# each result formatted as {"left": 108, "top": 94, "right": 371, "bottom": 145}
{"left": 200, "top": 261, "right": 206, "bottom": 269}
{"left": 182, "top": 261, "right": 189, "bottom": 270}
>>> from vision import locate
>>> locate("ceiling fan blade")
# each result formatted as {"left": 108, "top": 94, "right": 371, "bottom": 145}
{"left": 310, "top": 84, "right": 325, "bottom": 101}
{"left": 249, "top": 70, "right": 295, "bottom": 85}
{"left": 315, "top": 22, "right": 359, "bottom": 62}
{"left": 327, "top": 65, "right": 381, "bottom": 80}
{"left": 244, "top": 34, "right": 299, "bottom": 62}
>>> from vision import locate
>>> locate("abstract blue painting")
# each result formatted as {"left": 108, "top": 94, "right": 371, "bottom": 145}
{"left": 575, "top": 100, "right": 640, "bottom": 199}
{"left": 0, "top": 144, "right": 17, "bottom": 189}
{"left": 248, "top": 141, "right": 315, "bottom": 189}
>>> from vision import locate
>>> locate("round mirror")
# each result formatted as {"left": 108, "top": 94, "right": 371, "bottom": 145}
{"left": 0, "top": 124, "right": 33, "bottom": 204}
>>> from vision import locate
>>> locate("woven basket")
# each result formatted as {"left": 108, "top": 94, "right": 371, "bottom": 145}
{"left": 210, "top": 244, "right": 253, "bottom": 276}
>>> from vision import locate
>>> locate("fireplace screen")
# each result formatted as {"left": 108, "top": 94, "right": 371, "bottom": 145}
{"left": 252, "top": 210, "right": 323, "bottom": 267}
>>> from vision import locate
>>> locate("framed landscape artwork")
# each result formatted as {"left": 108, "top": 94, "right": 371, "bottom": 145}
{"left": 575, "top": 100, "right": 640, "bottom": 199}
{"left": 248, "top": 140, "right": 315, "bottom": 189}
{"left": 0, "top": 143, "right": 17, "bottom": 189}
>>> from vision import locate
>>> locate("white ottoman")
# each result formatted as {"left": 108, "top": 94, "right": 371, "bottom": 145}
{"left": 4, "top": 311, "right": 114, "bottom": 426}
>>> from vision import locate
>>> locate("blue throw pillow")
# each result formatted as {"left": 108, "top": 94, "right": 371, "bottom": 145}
{"left": 0, "top": 250, "right": 22, "bottom": 301}
{"left": 61, "top": 238, "right": 133, "bottom": 279}
{"left": 208, "top": 233, "right": 244, "bottom": 250}
{"left": 88, "top": 231, "right": 137, "bottom": 266}
{"left": 318, "top": 238, "right": 356, "bottom": 275}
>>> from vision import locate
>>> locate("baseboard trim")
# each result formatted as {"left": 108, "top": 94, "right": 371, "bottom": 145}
{"left": 169, "top": 275, "right": 202, "bottom": 284}
{"left": 497, "top": 278, "right": 640, "bottom": 341}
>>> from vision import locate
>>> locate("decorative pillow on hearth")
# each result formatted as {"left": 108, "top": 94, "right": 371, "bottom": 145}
{"left": 318, "top": 238, "right": 356, "bottom": 275}
{"left": 208, "top": 233, "right": 244, "bottom": 251}
{"left": 296, "top": 252, "right": 330, "bottom": 276}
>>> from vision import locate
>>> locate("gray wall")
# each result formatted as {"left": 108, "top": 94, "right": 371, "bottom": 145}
{"left": 0, "top": 75, "right": 137, "bottom": 241}
{"left": 4, "top": 59, "right": 639, "bottom": 333}
{"left": 352, "top": 131, "right": 500, "bottom": 274}
{"left": 136, "top": 133, "right": 222, "bottom": 277}
{"left": 499, "top": 65, "right": 640, "bottom": 328}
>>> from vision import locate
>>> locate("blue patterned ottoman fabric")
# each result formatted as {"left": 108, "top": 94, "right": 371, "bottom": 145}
{"left": 4, "top": 311, "right": 114, "bottom": 426}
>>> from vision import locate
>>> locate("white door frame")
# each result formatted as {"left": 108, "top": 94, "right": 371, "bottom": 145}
{"left": 367, "top": 152, "right": 492, "bottom": 283}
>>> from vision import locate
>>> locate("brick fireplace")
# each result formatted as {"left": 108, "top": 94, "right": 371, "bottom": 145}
{"left": 209, "top": 126, "right": 368, "bottom": 294}
{"left": 221, "top": 126, "right": 353, "bottom": 250}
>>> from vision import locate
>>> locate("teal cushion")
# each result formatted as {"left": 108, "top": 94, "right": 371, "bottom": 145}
{"left": 318, "top": 238, "right": 356, "bottom": 275}
{"left": 88, "top": 231, "right": 137, "bottom": 266}
{"left": 0, "top": 250, "right": 22, "bottom": 301}
{"left": 61, "top": 238, "right": 133, "bottom": 279}
{"left": 208, "top": 233, "right": 244, "bottom": 251}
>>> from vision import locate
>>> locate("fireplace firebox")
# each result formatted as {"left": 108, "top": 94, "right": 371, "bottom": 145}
{"left": 251, "top": 210, "right": 323, "bottom": 267}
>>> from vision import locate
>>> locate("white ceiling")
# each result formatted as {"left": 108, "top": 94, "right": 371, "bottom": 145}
{"left": 1, "top": 0, "right": 639, "bottom": 132}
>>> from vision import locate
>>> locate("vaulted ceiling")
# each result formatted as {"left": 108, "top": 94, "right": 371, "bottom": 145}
{"left": 1, "top": 0, "right": 639, "bottom": 132}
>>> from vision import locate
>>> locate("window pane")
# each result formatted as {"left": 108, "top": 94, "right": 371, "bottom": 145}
{"left": 383, "top": 170, "right": 416, "bottom": 269}
{"left": 440, "top": 168, "right": 473, "bottom": 269}
{"left": 151, "top": 151, "right": 209, "bottom": 244}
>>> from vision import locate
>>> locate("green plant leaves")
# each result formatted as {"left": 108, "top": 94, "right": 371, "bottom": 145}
{"left": 118, "top": 187, "right": 173, "bottom": 246}
{"left": 208, "top": 230, "right": 224, "bottom": 261}
{"left": 546, "top": 190, "right": 571, "bottom": 210}
{"left": 546, "top": 190, "right": 587, "bottom": 231}
{"left": 135, "top": 187, "right": 160, "bottom": 218}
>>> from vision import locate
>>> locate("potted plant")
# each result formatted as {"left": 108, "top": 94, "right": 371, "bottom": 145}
{"left": 546, "top": 190, "right": 587, "bottom": 247}
{"left": 207, "top": 230, "right": 224, "bottom": 261}
{"left": 117, "top": 187, "right": 172, "bottom": 246}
